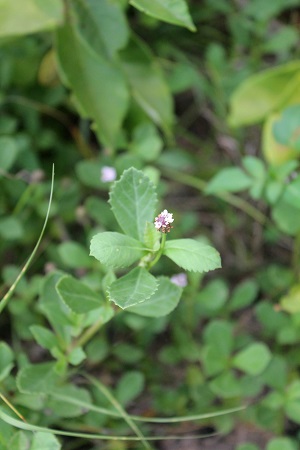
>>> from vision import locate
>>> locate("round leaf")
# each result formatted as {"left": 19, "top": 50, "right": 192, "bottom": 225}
{"left": 233, "top": 343, "right": 272, "bottom": 375}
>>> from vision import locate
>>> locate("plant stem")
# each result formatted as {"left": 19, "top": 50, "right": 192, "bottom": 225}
{"left": 163, "top": 168, "right": 267, "bottom": 225}
{"left": 73, "top": 317, "right": 107, "bottom": 350}
{"left": 148, "top": 232, "right": 167, "bottom": 269}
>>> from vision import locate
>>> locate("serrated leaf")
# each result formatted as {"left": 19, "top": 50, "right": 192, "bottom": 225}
{"left": 90, "top": 232, "right": 146, "bottom": 268}
{"left": 55, "top": 22, "right": 129, "bottom": 148}
{"left": 0, "top": 0, "right": 64, "bottom": 38}
{"left": 109, "top": 168, "right": 157, "bottom": 241}
{"left": 164, "top": 239, "right": 221, "bottom": 273}
{"left": 205, "top": 167, "right": 253, "bottom": 194}
{"left": 120, "top": 37, "right": 173, "bottom": 135}
{"left": 130, "top": 0, "right": 196, "bottom": 31}
{"left": 17, "top": 362, "right": 60, "bottom": 394}
{"left": 107, "top": 267, "right": 158, "bottom": 309}
{"left": 128, "top": 276, "right": 182, "bottom": 317}
{"left": 56, "top": 275, "right": 103, "bottom": 314}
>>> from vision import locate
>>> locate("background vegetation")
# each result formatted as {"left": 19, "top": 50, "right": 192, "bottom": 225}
{"left": 1, "top": 0, "right": 300, "bottom": 449}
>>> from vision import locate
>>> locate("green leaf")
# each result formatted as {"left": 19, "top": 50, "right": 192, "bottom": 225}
{"left": 266, "top": 438, "right": 297, "bottom": 450}
{"left": 30, "top": 432, "right": 61, "bottom": 450}
{"left": 0, "top": 137, "right": 18, "bottom": 171}
{"left": 30, "top": 326, "right": 58, "bottom": 351}
{"left": 281, "top": 284, "right": 300, "bottom": 313}
{"left": 228, "top": 61, "right": 300, "bottom": 127}
{"left": 203, "top": 320, "right": 233, "bottom": 357}
{"left": 73, "top": 0, "right": 129, "bottom": 59}
{"left": 0, "top": 342, "right": 14, "bottom": 382}
{"left": 9, "top": 431, "right": 30, "bottom": 450}
{"left": 273, "top": 104, "right": 300, "bottom": 151}
{"left": 209, "top": 371, "right": 241, "bottom": 398}
{"left": 107, "top": 267, "right": 158, "bottom": 309}
{"left": 17, "top": 362, "right": 60, "bottom": 394}
{"left": 272, "top": 196, "right": 300, "bottom": 235}
{"left": 120, "top": 37, "right": 173, "bottom": 135}
{"left": 236, "top": 444, "right": 259, "bottom": 450}
{"left": 49, "top": 385, "right": 92, "bottom": 418}
{"left": 233, "top": 343, "right": 272, "bottom": 375}
{"left": 55, "top": 22, "right": 129, "bottom": 148}
{"left": 90, "top": 232, "right": 146, "bottom": 268}
{"left": 56, "top": 275, "right": 103, "bottom": 314}
{"left": 109, "top": 168, "right": 157, "bottom": 241}
{"left": 39, "top": 272, "right": 74, "bottom": 341}
{"left": 58, "top": 241, "right": 92, "bottom": 269}
{"left": 206, "top": 167, "right": 253, "bottom": 194}
{"left": 0, "top": 0, "right": 64, "bottom": 37}
{"left": 164, "top": 239, "right": 221, "bottom": 273}
{"left": 130, "top": 122, "right": 163, "bottom": 162}
{"left": 228, "top": 279, "right": 258, "bottom": 311}
{"left": 128, "top": 276, "right": 182, "bottom": 317}
{"left": 0, "top": 217, "right": 24, "bottom": 240}
{"left": 281, "top": 175, "right": 300, "bottom": 210}
{"left": 196, "top": 279, "right": 229, "bottom": 316}
{"left": 202, "top": 344, "right": 228, "bottom": 376}
{"left": 116, "top": 371, "right": 145, "bottom": 407}
{"left": 130, "top": 0, "right": 196, "bottom": 31}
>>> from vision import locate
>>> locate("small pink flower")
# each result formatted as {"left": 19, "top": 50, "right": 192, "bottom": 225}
{"left": 100, "top": 166, "right": 117, "bottom": 183}
{"left": 170, "top": 273, "right": 187, "bottom": 288}
{"left": 154, "top": 209, "right": 174, "bottom": 233}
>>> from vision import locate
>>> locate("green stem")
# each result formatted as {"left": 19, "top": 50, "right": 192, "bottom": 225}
{"left": 163, "top": 168, "right": 267, "bottom": 225}
{"left": 0, "top": 165, "right": 54, "bottom": 315}
{"left": 148, "top": 233, "right": 167, "bottom": 269}
{"left": 72, "top": 316, "right": 108, "bottom": 350}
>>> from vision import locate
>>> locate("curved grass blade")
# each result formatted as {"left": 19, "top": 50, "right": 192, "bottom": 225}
{"left": 51, "top": 379, "right": 246, "bottom": 423}
{"left": 0, "top": 408, "right": 220, "bottom": 441}
{"left": 86, "top": 375, "right": 150, "bottom": 449}
{"left": 0, "top": 165, "right": 55, "bottom": 315}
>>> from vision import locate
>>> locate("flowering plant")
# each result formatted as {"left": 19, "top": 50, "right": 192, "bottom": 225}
{"left": 72, "top": 167, "right": 222, "bottom": 317}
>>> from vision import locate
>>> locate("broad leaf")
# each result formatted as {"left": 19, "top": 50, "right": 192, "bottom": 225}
{"left": 116, "top": 371, "right": 145, "bottom": 407}
{"left": 130, "top": 0, "right": 196, "bottom": 31}
{"left": 128, "top": 276, "right": 182, "bottom": 317}
{"left": 120, "top": 37, "right": 173, "bottom": 135}
{"left": 58, "top": 241, "right": 93, "bottom": 269}
{"left": 56, "top": 275, "right": 104, "bottom": 314}
{"left": 228, "top": 61, "right": 300, "bottom": 127}
{"left": 17, "top": 362, "right": 60, "bottom": 394}
{"left": 30, "top": 326, "right": 58, "bottom": 351}
{"left": 0, "top": 137, "right": 18, "bottom": 171}
{"left": 109, "top": 168, "right": 157, "bottom": 241}
{"left": 206, "top": 167, "right": 253, "bottom": 194}
{"left": 31, "top": 432, "right": 61, "bottom": 450}
{"left": 233, "top": 343, "right": 272, "bottom": 375}
{"left": 73, "top": 0, "right": 129, "bottom": 59}
{"left": 55, "top": 22, "right": 129, "bottom": 148}
{"left": 107, "top": 267, "right": 158, "bottom": 309}
{"left": 0, "top": 0, "right": 64, "bottom": 37}
{"left": 90, "top": 232, "right": 146, "bottom": 268}
{"left": 164, "top": 239, "right": 221, "bottom": 273}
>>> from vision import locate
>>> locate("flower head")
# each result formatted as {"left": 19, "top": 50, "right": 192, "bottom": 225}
{"left": 154, "top": 209, "right": 174, "bottom": 233}
{"left": 100, "top": 166, "right": 117, "bottom": 183}
{"left": 170, "top": 273, "right": 188, "bottom": 288}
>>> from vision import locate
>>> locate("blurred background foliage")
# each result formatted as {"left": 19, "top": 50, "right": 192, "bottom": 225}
{"left": 2, "top": 0, "right": 300, "bottom": 449}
